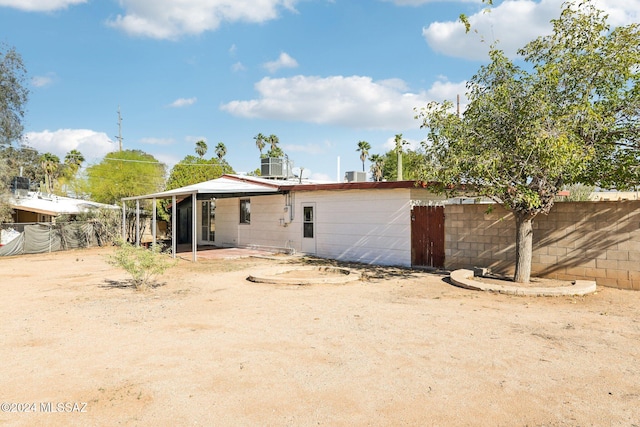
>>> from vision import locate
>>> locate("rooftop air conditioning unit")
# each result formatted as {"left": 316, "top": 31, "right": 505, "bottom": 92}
{"left": 261, "top": 157, "right": 293, "bottom": 179}
{"left": 344, "top": 171, "right": 367, "bottom": 182}
{"left": 11, "top": 176, "right": 30, "bottom": 198}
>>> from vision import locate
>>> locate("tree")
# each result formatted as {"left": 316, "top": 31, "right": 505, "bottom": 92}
{"left": 0, "top": 44, "right": 29, "bottom": 220}
{"left": 85, "top": 150, "right": 166, "bottom": 205}
{"left": 64, "top": 149, "right": 85, "bottom": 175}
{"left": 58, "top": 149, "right": 86, "bottom": 197}
{"left": 265, "top": 134, "right": 284, "bottom": 158}
{"left": 417, "top": 0, "right": 640, "bottom": 283}
{"left": 381, "top": 148, "right": 426, "bottom": 182}
{"left": 356, "top": 140, "right": 371, "bottom": 172}
{"left": 0, "top": 145, "right": 45, "bottom": 189}
{"left": 194, "top": 140, "right": 208, "bottom": 158}
{"left": 369, "top": 154, "right": 385, "bottom": 182}
{"left": 39, "top": 152, "right": 61, "bottom": 194}
{"left": 0, "top": 159, "right": 13, "bottom": 221}
{"left": 254, "top": 133, "right": 266, "bottom": 158}
{"left": 159, "top": 155, "right": 234, "bottom": 219}
{"left": 0, "top": 44, "right": 29, "bottom": 148}
{"left": 214, "top": 142, "right": 227, "bottom": 162}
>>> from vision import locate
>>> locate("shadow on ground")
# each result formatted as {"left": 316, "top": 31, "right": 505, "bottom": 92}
{"left": 289, "top": 256, "right": 451, "bottom": 282}
{"left": 100, "top": 279, "right": 167, "bottom": 290}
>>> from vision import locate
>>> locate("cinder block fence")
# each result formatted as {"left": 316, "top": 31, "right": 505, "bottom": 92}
{"left": 444, "top": 201, "right": 640, "bottom": 290}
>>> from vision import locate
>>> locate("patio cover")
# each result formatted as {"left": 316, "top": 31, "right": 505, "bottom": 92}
{"left": 121, "top": 175, "right": 282, "bottom": 201}
{"left": 120, "top": 175, "right": 286, "bottom": 262}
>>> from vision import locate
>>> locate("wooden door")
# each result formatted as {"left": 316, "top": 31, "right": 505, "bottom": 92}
{"left": 411, "top": 205, "right": 445, "bottom": 268}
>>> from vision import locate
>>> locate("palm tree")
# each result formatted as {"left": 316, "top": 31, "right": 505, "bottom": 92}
{"left": 254, "top": 133, "right": 266, "bottom": 158}
{"left": 394, "top": 133, "right": 408, "bottom": 181}
{"left": 369, "top": 154, "right": 385, "bottom": 182}
{"left": 356, "top": 140, "right": 371, "bottom": 172}
{"left": 64, "top": 149, "right": 84, "bottom": 176}
{"left": 215, "top": 142, "right": 227, "bottom": 162}
{"left": 40, "top": 152, "right": 60, "bottom": 194}
{"left": 267, "top": 134, "right": 280, "bottom": 157}
{"left": 195, "top": 140, "right": 208, "bottom": 158}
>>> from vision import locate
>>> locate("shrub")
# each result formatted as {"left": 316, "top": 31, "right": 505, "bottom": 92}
{"left": 107, "top": 239, "right": 176, "bottom": 290}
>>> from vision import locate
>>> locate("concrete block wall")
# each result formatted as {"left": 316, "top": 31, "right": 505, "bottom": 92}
{"left": 445, "top": 201, "right": 640, "bottom": 290}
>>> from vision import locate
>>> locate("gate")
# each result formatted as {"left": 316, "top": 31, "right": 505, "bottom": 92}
{"left": 411, "top": 205, "right": 445, "bottom": 268}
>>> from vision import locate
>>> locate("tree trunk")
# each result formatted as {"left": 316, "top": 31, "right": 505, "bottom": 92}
{"left": 514, "top": 212, "right": 534, "bottom": 283}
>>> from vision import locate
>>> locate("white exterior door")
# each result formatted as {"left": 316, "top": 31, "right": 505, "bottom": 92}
{"left": 301, "top": 203, "right": 316, "bottom": 254}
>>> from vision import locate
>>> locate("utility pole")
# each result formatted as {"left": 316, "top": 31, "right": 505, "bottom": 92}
{"left": 116, "top": 105, "right": 123, "bottom": 151}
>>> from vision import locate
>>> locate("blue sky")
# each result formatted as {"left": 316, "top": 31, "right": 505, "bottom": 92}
{"left": 2, "top": 0, "right": 639, "bottom": 181}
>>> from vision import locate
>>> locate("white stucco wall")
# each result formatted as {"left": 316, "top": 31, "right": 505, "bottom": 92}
{"left": 207, "top": 187, "right": 443, "bottom": 267}
{"left": 215, "top": 194, "right": 297, "bottom": 250}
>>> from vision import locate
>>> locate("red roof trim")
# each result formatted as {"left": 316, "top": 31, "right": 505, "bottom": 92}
{"left": 279, "top": 180, "right": 424, "bottom": 192}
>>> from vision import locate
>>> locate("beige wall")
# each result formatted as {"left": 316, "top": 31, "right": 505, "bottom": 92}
{"left": 445, "top": 201, "right": 640, "bottom": 290}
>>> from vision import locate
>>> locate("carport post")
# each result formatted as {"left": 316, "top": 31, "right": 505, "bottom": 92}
{"left": 152, "top": 198, "right": 157, "bottom": 247}
{"left": 135, "top": 199, "right": 140, "bottom": 246}
{"left": 121, "top": 201, "right": 126, "bottom": 241}
{"left": 171, "top": 195, "right": 176, "bottom": 259}
{"left": 191, "top": 192, "right": 197, "bottom": 262}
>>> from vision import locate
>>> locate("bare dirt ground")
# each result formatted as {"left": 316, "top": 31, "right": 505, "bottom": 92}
{"left": 1, "top": 247, "right": 639, "bottom": 427}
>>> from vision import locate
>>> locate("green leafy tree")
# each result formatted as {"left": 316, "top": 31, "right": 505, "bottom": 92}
{"left": 254, "top": 133, "right": 266, "bottom": 158}
{"left": 214, "top": 142, "right": 227, "bottom": 162}
{"left": 159, "top": 155, "right": 234, "bottom": 219}
{"left": 417, "top": 0, "right": 639, "bottom": 283}
{"left": 85, "top": 150, "right": 166, "bottom": 205}
{"left": 1, "top": 145, "right": 45, "bottom": 189}
{"left": 0, "top": 44, "right": 29, "bottom": 220}
{"left": 0, "top": 159, "right": 13, "bottom": 221}
{"left": 0, "top": 44, "right": 29, "bottom": 148}
{"left": 194, "top": 140, "right": 208, "bottom": 158}
{"left": 356, "top": 140, "right": 371, "bottom": 172}
{"left": 381, "top": 148, "right": 426, "bottom": 182}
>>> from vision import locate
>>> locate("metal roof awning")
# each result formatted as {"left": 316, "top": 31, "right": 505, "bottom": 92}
{"left": 121, "top": 175, "right": 282, "bottom": 201}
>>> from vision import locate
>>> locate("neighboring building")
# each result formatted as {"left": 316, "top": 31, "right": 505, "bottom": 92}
{"left": 125, "top": 174, "right": 446, "bottom": 268}
{"left": 8, "top": 192, "right": 119, "bottom": 223}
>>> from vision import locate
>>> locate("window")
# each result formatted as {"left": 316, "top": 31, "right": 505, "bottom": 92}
{"left": 240, "top": 199, "right": 250, "bottom": 224}
{"left": 303, "top": 206, "right": 314, "bottom": 238}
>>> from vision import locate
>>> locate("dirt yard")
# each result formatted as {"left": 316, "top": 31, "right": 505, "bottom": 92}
{"left": 1, "top": 247, "right": 639, "bottom": 426}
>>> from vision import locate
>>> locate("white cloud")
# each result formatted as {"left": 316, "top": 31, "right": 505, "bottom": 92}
{"left": 385, "top": 0, "right": 479, "bottom": 4}
{"left": 422, "top": 0, "right": 640, "bottom": 60}
{"left": 0, "top": 0, "right": 86, "bottom": 12}
{"left": 31, "top": 73, "right": 56, "bottom": 88}
{"left": 106, "top": 0, "right": 300, "bottom": 39}
{"left": 221, "top": 75, "right": 464, "bottom": 131}
{"left": 168, "top": 97, "right": 197, "bottom": 108}
{"left": 23, "top": 129, "right": 114, "bottom": 162}
{"left": 232, "top": 62, "right": 247, "bottom": 72}
{"left": 263, "top": 52, "right": 299, "bottom": 73}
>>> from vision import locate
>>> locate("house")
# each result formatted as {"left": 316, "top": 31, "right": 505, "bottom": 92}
{"left": 123, "top": 174, "right": 447, "bottom": 267}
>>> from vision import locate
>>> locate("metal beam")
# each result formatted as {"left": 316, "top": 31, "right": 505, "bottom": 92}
{"left": 191, "top": 192, "right": 197, "bottom": 262}
{"left": 135, "top": 199, "right": 140, "bottom": 246}
{"left": 171, "top": 195, "right": 176, "bottom": 259}
{"left": 152, "top": 198, "right": 157, "bottom": 247}
{"left": 121, "top": 201, "right": 126, "bottom": 241}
